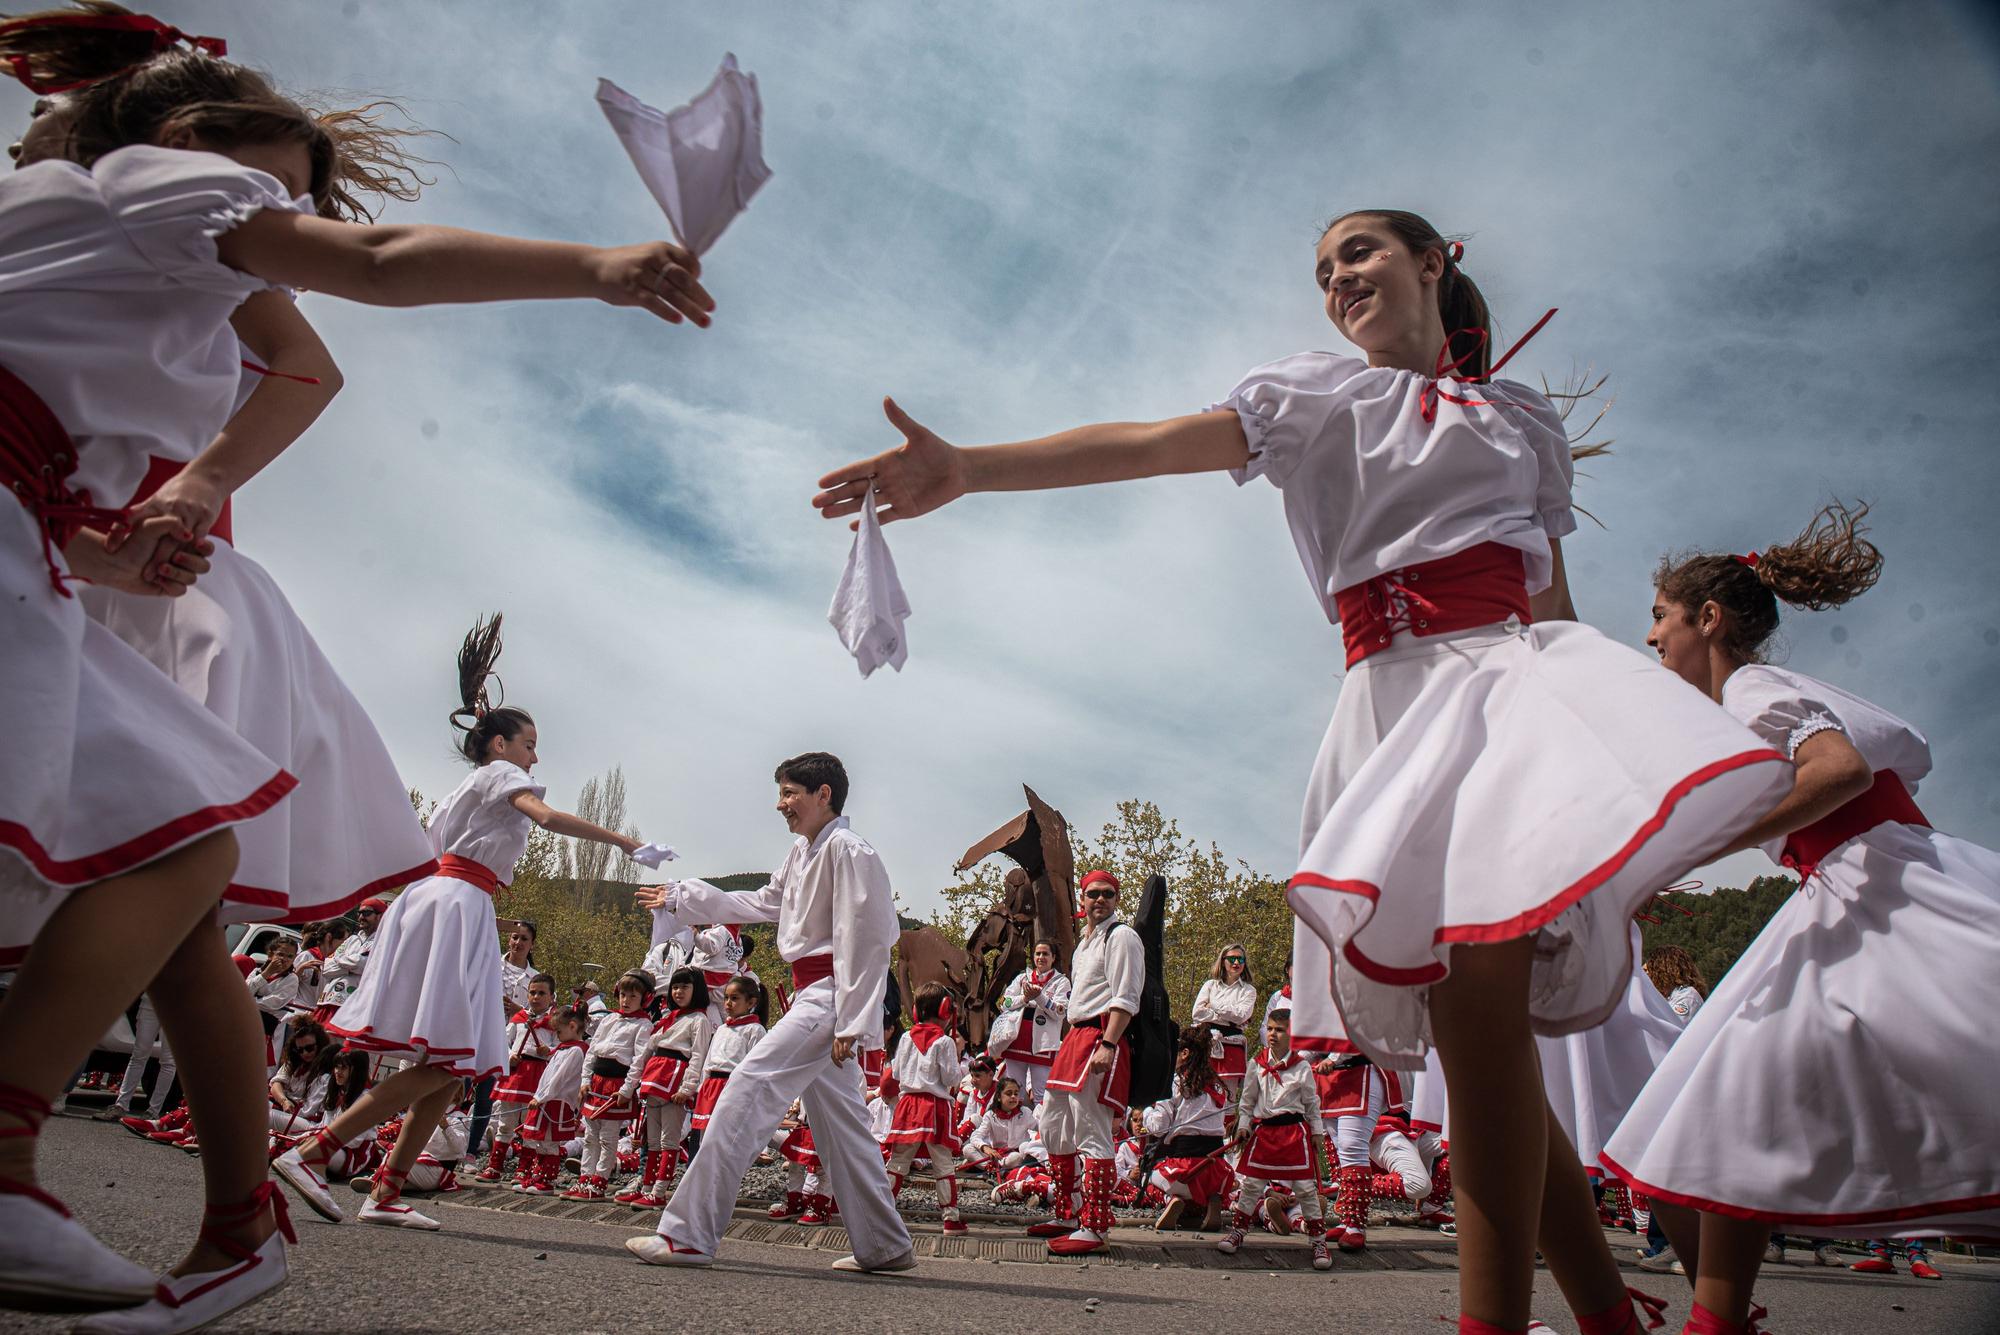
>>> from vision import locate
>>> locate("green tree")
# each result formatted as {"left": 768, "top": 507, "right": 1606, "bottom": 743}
{"left": 1638, "top": 874, "right": 1797, "bottom": 991}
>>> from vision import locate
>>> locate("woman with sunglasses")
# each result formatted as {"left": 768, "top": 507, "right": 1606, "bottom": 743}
{"left": 1192, "top": 944, "right": 1257, "bottom": 1122}
{"left": 314, "top": 899, "right": 384, "bottom": 1026}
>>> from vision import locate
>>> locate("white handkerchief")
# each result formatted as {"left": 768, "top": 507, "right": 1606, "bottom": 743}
{"left": 629, "top": 842, "right": 679, "bottom": 869}
{"left": 828, "top": 487, "right": 912, "bottom": 678}
{"left": 597, "top": 55, "right": 772, "bottom": 255}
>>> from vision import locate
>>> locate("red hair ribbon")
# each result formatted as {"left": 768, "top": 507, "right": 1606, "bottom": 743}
{"left": 938, "top": 993, "right": 956, "bottom": 1029}
{"left": 1446, "top": 240, "right": 1465, "bottom": 265}
{"left": 241, "top": 359, "right": 322, "bottom": 387}
{"left": 1079, "top": 869, "right": 1121, "bottom": 894}
{"left": 1420, "top": 307, "right": 1559, "bottom": 424}
{"left": 1733, "top": 552, "right": 1761, "bottom": 569}
{"left": 0, "top": 11, "right": 227, "bottom": 95}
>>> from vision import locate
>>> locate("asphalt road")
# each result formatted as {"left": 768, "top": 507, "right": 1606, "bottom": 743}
{"left": 14, "top": 1113, "right": 1998, "bottom": 1334}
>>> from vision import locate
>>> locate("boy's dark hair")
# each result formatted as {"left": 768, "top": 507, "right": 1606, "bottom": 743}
{"left": 530, "top": 972, "right": 557, "bottom": 991}
{"left": 912, "top": 981, "right": 948, "bottom": 1024}
{"left": 774, "top": 751, "right": 848, "bottom": 814}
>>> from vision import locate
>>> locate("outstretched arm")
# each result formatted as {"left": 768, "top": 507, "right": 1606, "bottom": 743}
{"left": 1720, "top": 728, "right": 1874, "bottom": 856}
{"left": 812, "top": 398, "right": 1250, "bottom": 528}
{"left": 509, "top": 792, "right": 640, "bottom": 855}
{"left": 214, "top": 211, "right": 715, "bottom": 327}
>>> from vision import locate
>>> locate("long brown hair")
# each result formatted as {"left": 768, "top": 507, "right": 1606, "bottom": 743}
{"left": 1643, "top": 945, "right": 1707, "bottom": 999}
{"left": 1655, "top": 501, "right": 1883, "bottom": 661}
{"left": 1174, "top": 1023, "right": 1219, "bottom": 1098}
{"left": 1, "top": 2, "right": 435, "bottom": 220}
{"left": 451, "top": 613, "right": 535, "bottom": 765}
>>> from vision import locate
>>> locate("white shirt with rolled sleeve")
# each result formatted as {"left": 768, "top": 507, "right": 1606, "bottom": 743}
{"left": 653, "top": 814, "right": 911, "bottom": 1267}
{"left": 664, "top": 815, "right": 896, "bottom": 1043}
{"left": 1065, "top": 920, "right": 1143, "bottom": 1024}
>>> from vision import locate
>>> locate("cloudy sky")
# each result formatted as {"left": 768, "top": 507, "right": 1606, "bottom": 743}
{"left": 12, "top": 1, "right": 1997, "bottom": 914}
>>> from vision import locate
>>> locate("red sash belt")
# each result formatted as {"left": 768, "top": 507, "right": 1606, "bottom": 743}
{"left": 1333, "top": 542, "right": 1532, "bottom": 667}
{"left": 435, "top": 854, "right": 500, "bottom": 895}
{"left": 128, "top": 454, "right": 232, "bottom": 545}
{"left": 790, "top": 952, "right": 834, "bottom": 992}
{"left": 0, "top": 362, "right": 126, "bottom": 597}
{"left": 1782, "top": 769, "right": 1929, "bottom": 881}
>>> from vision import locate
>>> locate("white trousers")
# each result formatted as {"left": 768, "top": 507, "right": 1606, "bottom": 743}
{"left": 119, "top": 996, "right": 177, "bottom": 1112}
{"left": 491, "top": 1101, "right": 526, "bottom": 1145}
{"left": 1370, "top": 1127, "right": 1431, "bottom": 1201}
{"left": 885, "top": 1141, "right": 961, "bottom": 1219}
{"left": 1041, "top": 1068, "right": 1117, "bottom": 1161}
{"left": 658, "top": 978, "right": 910, "bottom": 1266}
{"left": 1238, "top": 1174, "right": 1324, "bottom": 1220}
{"left": 1329, "top": 1069, "right": 1389, "bottom": 1167}
{"left": 643, "top": 1099, "right": 690, "bottom": 1156}
{"left": 581, "top": 1118, "right": 624, "bottom": 1178}
{"left": 1001, "top": 1058, "right": 1049, "bottom": 1105}
{"left": 783, "top": 1161, "right": 824, "bottom": 1196}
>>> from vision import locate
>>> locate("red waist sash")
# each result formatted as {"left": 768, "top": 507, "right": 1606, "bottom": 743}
{"left": 435, "top": 854, "right": 500, "bottom": 895}
{"left": 1333, "top": 542, "right": 1532, "bottom": 668}
{"left": 1781, "top": 769, "right": 1929, "bottom": 881}
{"left": 0, "top": 362, "right": 125, "bottom": 597}
{"left": 128, "top": 454, "right": 232, "bottom": 545}
{"left": 790, "top": 952, "right": 834, "bottom": 992}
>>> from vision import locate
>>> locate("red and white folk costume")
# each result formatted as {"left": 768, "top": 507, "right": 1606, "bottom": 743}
{"left": 766, "top": 1108, "right": 827, "bottom": 1221}
{"left": 1224, "top": 1048, "right": 1331, "bottom": 1267}
{"left": 644, "top": 815, "right": 911, "bottom": 1270}
{"left": 514, "top": 1038, "right": 586, "bottom": 1195}
{"left": 1210, "top": 353, "right": 1791, "bottom": 1069}
{"left": 966, "top": 1100, "right": 1039, "bottom": 1175}
{"left": 327, "top": 761, "right": 542, "bottom": 1081}
{"left": 570, "top": 1006, "right": 650, "bottom": 1199}
{"left": 76, "top": 336, "right": 435, "bottom": 928}
{"left": 481, "top": 1005, "right": 559, "bottom": 1181}
{"left": 0, "top": 148, "right": 312, "bottom": 963}
{"left": 620, "top": 1005, "right": 712, "bottom": 1205}
{"left": 246, "top": 965, "right": 299, "bottom": 1071}
{"left": 991, "top": 963, "right": 1068, "bottom": 1104}
{"left": 1604, "top": 666, "right": 2000, "bottom": 1240}
{"left": 313, "top": 921, "right": 373, "bottom": 1025}
{"left": 646, "top": 909, "right": 747, "bottom": 1026}
{"left": 881, "top": 1021, "right": 968, "bottom": 1230}
{"left": 689, "top": 1014, "right": 764, "bottom": 1132}
{"left": 1143, "top": 1079, "right": 1233, "bottom": 1208}
{"left": 1034, "top": 901, "right": 1142, "bottom": 1255}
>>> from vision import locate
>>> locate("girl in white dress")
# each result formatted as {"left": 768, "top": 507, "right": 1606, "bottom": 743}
{"left": 1190, "top": 943, "right": 1256, "bottom": 1115}
{"left": 273, "top": 615, "right": 651, "bottom": 1233}
{"left": 814, "top": 208, "right": 1793, "bottom": 1335}
{"left": 0, "top": 12, "right": 715, "bottom": 1326}
{"left": 990, "top": 940, "right": 1068, "bottom": 1104}
{"left": 1604, "top": 504, "right": 2000, "bottom": 1335}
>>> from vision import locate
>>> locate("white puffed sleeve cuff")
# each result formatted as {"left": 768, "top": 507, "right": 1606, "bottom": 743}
{"left": 480, "top": 759, "right": 547, "bottom": 805}
{"left": 1490, "top": 378, "right": 1579, "bottom": 543}
{"left": 95, "top": 146, "right": 311, "bottom": 297}
{"left": 1208, "top": 352, "right": 1364, "bottom": 490}
{"left": 1723, "top": 666, "right": 1850, "bottom": 759}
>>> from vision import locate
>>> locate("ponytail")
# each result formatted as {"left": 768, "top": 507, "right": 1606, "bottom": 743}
{"left": 1655, "top": 501, "right": 1883, "bottom": 661}
{"left": 450, "top": 613, "right": 535, "bottom": 765}
{"left": 0, "top": 2, "right": 219, "bottom": 95}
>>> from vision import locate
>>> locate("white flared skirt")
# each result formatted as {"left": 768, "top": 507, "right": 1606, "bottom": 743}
{"left": 326, "top": 872, "right": 506, "bottom": 1082}
{"left": 80, "top": 540, "right": 435, "bottom": 923}
{"left": 0, "top": 504, "right": 295, "bottom": 965}
{"left": 1602, "top": 823, "right": 2000, "bottom": 1239}
{"left": 1538, "top": 925, "right": 1687, "bottom": 1168}
{"left": 1287, "top": 618, "right": 1791, "bottom": 1069}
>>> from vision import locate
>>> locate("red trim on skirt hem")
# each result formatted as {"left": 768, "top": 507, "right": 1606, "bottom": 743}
{"left": 1288, "top": 748, "right": 1787, "bottom": 986}
{"left": 324, "top": 1025, "right": 499, "bottom": 1082}
{"left": 0, "top": 768, "right": 297, "bottom": 886}
{"left": 1600, "top": 1152, "right": 2000, "bottom": 1234}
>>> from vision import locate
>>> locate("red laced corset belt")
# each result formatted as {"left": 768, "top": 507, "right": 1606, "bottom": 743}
{"left": 790, "top": 953, "right": 834, "bottom": 992}
{"left": 435, "top": 854, "right": 501, "bottom": 895}
{"left": 0, "top": 362, "right": 128, "bottom": 597}
{"left": 1781, "top": 769, "right": 1930, "bottom": 882}
{"left": 1333, "top": 542, "right": 1532, "bottom": 667}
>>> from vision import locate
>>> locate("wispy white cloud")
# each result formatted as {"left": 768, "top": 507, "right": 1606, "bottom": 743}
{"left": 10, "top": 0, "right": 1996, "bottom": 913}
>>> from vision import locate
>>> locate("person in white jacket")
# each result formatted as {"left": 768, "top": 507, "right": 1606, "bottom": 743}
{"left": 1221, "top": 1008, "right": 1332, "bottom": 1271}
{"left": 246, "top": 939, "right": 301, "bottom": 1075}
{"left": 312, "top": 900, "right": 381, "bottom": 1024}
{"left": 1190, "top": 944, "right": 1257, "bottom": 1116}
{"left": 566, "top": 971, "right": 653, "bottom": 1200}
{"left": 881, "top": 983, "right": 969, "bottom": 1233}
{"left": 990, "top": 940, "right": 1068, "bottom": 1105}
{"left": 1030, "top": 870, "right": 1142, "bottom": 1258}
{"left": 626, "top": 753, "right": 913, "bottom": 1276}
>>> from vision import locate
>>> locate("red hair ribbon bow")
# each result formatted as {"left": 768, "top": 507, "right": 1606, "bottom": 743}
{"left": 1, "top": 11, "right": 227, "bottom": 95}
{"left": 1732, "top": 552, "right": 1761, "bottom": 569}
{"left": 1419, "top": 307, "right": 1559, "bottom": 424}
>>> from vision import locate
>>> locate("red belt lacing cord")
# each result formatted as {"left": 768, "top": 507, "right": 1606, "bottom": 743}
{"left": 0, "top": 363, "right": 128, "bottom": 598}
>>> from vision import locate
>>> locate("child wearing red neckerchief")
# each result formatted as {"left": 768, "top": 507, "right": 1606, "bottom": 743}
{"left": 880, "top": 983, "right": 968, "bottom": 1233}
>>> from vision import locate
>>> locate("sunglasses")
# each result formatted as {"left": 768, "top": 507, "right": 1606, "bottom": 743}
{"left": 1082, "top": 888, "right": 1117, "bottom": 900}
{"left": 1223, "top": 956, "right": 1246, "bottom": 965}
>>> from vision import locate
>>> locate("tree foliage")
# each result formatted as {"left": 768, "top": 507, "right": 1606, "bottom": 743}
{"left": 1637, "top": 874, "right": 1798, "bottom": 992}
{"left": 932, "top": 799, "right": 1294, "bottom": 1016}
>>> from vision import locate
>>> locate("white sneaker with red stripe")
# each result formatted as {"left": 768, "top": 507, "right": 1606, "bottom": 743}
{"left": 0, "top": 1189, "right": 155, "bottom": 1310}
{"left": 625, "top": 1233, "right": 714, "bottom": 1267}
{"left": 73, "top": 1230, "right": 288, "bottom": 1334}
